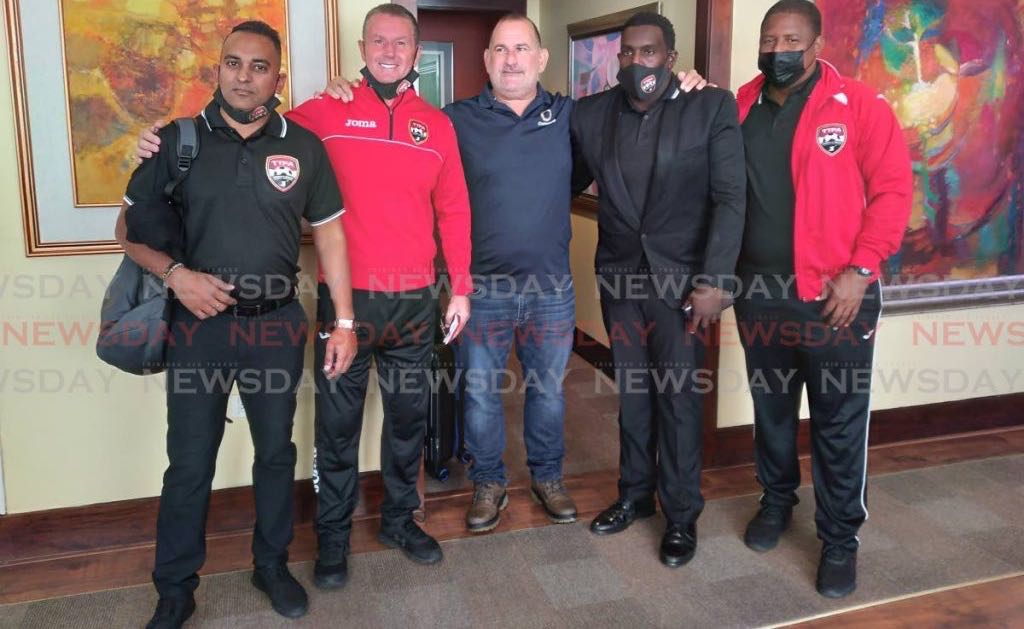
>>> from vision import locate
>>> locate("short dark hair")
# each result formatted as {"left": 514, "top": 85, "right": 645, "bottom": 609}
{"left": 761, "top": 0, "right": 822, "bottom": 37}
{"left": 229, "top": 20, "right": 282, "bottom": 56}
{"left": 493, "top": 13, "right": 543, "bottom": 47}
{"left": 623, "top": 11, "right": 675, "bottom": 51}
{"left": 363, "top": 3, "right": 420, "bottom": 46}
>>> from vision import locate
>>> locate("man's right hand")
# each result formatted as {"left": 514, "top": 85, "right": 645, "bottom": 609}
{"left": 133, "top": 120, "right": 166, "bottom": 164}
{"left": 166, "top": 268, "right": 237, "bottom": 320}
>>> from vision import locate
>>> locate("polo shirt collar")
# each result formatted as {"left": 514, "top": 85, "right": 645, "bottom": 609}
{"left": 477, "top": 82, "right": 552, "bottom": 116}
{"left": 201, "top": 100, "right": 286, "bottom": 139}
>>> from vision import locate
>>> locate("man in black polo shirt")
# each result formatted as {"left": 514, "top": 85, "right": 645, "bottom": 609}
{"left": 115, "top": 21, "right": 356, "bottom": 628}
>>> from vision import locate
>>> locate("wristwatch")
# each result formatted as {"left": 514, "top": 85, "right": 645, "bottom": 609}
{"left": 849, "top": 265, "right": 873, "bottom": 278}
{"left": 334, "top": 318, "right": 356, "bottom": 331}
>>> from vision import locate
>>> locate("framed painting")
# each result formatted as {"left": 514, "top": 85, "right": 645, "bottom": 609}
{"left": 567, "top": 3, "right": 660, "bottom": 212}
{"left": 5, "top": 0, "right": 342, "bottom": 257}
{"left": 817, "top": 0, "right": 1024, "bottom": 311}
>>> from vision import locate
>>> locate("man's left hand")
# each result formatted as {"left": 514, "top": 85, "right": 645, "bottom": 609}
{"left": 443, "top": 295, "right": 470, "bottom": 342}
{"left": 677, "top": 69, "right": 710, "bottom": 92}
{"left": 323, "top": 327, "right": 357, "bottom": 379}
{"left": 821, "top": 269, "right": 871, "bottom": 328}
{"left": 684, "top": 285, "right": 728, "bottom": 334}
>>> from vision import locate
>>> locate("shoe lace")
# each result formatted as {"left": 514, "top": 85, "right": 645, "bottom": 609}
{"left": 823, "top": 546, "right": 850, "bottom": 562}
{"left": 759, "top": 504, "right": 789, "bottom": 523}
{"left": 154, "top": 597, "right": 184, "bottom": 617}
{"left": 539, "top": 479, "right": 567, "bottom": 496}
{"left": 473, "top": 482, "right": 502, "bottom": 505}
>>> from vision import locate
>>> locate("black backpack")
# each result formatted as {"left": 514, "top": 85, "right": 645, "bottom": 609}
{"left": 96, "top": 118, "right": 199, "bottom": 375}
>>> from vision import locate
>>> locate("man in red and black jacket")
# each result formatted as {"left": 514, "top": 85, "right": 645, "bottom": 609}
{"left": 732, "top": 0, "right": 912, "bottom": 599}
{"left": 286, "top": 4, "right": 471, "bottom": 583}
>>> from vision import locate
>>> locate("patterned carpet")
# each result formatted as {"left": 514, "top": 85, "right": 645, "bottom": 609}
{"left": 2, "top": 455, "right": 1022, "bottom": 629}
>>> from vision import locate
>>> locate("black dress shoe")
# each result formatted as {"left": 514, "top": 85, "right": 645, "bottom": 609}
{"left": 314, "top": 554, "right": 349, "bottom": 590}
{"left": 590, "top": 497, "right": 657, "bottom": 535}
{"left": 378, "top": 519, "right": 443, "bottom": 564}
{"left": 743, "top": 504, "right": 793, "bottom": 552}
{"left": 659, "top": 522, "right": 697, "bottom": 568}
{"left": 816, "top": 546, "right": 857, "bottom": 598}
{"left": 252, "top": 563, "right": 309, "bottom": 619}
{"left": 146, "top": 593, "right": 195, "bottom": 629}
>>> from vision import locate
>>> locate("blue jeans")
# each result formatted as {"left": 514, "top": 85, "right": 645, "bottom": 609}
{"left": 457, "top": 283, "right": 576, "bottom": 485}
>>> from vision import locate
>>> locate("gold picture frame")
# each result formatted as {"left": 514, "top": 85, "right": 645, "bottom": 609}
{"left": 4, "top": 0, "right": 342, "bottom": 257}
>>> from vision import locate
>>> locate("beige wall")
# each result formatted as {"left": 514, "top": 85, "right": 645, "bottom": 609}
{"left": 0, "top": 5, "right": 386, "bottom": 514}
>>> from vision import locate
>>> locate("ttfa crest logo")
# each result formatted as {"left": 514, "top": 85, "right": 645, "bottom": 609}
{"left": 266, "top": 155, "right": 300, "bottom": 192}
{"left": 409, "top": 119, "right": 429, "bottom": 144}
{"left": 816, "top": 123, "right": 848, "bottom": 156}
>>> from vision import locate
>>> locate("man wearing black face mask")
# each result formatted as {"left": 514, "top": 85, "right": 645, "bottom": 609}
{"left": 570, "top": 12, "right": 746, "bottom": 568}
{"left": 734, "top": 0, "right": 912, "bottom": 600}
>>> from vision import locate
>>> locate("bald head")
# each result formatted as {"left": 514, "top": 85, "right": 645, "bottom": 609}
{"left": 490, "top": 13, "right": 542, "bottom": 48}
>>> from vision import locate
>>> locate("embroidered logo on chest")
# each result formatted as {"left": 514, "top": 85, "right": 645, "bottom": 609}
{"left": 266, "top": 155, "right": 300, "bottom": 192}
{"left": 345, "top": 118, "right": 377, "bottom": 129}
{"left": 816, "top": 123, "right": 848, "bottom": 156}
{"left": 409, "top": 119, "right": 429, "bottom": 144}
{"left": 538, "top": 109, "right": 556, "bottom": 126}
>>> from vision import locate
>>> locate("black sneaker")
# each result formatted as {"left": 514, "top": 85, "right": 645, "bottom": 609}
{"left": 816, "top": 546, "right": 857, "bottom": 598}
{"left": 146, "top": 593, "right": 195, "bottom": 629}
{"left": 252, "top": 563, "right": 309, "bottom": 619}
{"left": 743, "top": 504, "right": 793, "bottom": 552}
{"left": 314, "top": 541, "right": 350, "bottom": 590}
{"left": 378, "top": 519, "right": 443, "bottom": 564}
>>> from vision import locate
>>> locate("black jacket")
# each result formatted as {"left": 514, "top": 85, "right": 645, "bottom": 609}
{"left": 571, "top": 84, "right": 746, "bottom": 306}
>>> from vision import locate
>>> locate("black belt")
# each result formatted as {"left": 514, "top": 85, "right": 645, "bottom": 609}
{"left": 230, "top": 293, "right": 296, "bottom": 317}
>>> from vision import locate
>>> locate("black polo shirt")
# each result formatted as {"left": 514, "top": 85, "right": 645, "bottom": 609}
{"left": 125, "top": 102, "right": 343, "bottom": 300}
{"left": 615, "top": 79, "right": 680, "bottom": 213}
{"left": 739, "top": 64, "right": 820, "bottom": 278}
{"left": 444, "top": 83, "right": 574, "bottom": 293}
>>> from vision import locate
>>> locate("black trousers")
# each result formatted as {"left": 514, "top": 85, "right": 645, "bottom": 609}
{"left": 734, "top": 280, "right": 882, "bottom": 552}
{"left": 600, "top": 281, "right": 707, "bottom": 525}
{"left": 313, "top": 284, "right": 436, "bottom": 547}
{"left": 154, "top": 301, "right": 307, "bottom": 597}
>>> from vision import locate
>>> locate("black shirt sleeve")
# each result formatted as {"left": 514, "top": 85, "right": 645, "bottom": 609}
{"left": 570, "top": 106, "right": 595, "bottom": 197}
{"left": 123, "top": 124, "right": 178, "bottom": 207}
{"left": 304, "top": 140, "right": 344, "bottom": 226}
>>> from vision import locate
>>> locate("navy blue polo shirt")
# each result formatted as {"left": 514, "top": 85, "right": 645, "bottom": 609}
{"left": 444, "top": 83, "right": 573, "bottom": 293}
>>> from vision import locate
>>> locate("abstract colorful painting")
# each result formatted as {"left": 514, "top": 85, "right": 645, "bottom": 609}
{"left": 570, "top": 31, "right": 622, "bottom": 99}
{"left": 60, "top": 0, "right": 290, "bottom": 206}
{"left": 818, "top": 0, "right": 1024, "bottom": 285}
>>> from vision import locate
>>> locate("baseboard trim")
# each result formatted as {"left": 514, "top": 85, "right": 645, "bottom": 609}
{"left": 571, "top": 327, "right": 1024, "bottom": 468}
{"left": 709, "top": 392, "right": 1024, "bottom": 468}
{"left": 0, "top": 472, "right": 382, "bottom": 568}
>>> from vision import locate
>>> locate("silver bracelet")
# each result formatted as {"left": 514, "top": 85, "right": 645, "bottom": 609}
{"left": 162, "top": 262, "right": 185, "bottom": 283}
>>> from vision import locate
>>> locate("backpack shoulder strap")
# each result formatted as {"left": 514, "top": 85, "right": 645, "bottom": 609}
{"left": 162, "top": 117, "right": 201, "bottom": 199}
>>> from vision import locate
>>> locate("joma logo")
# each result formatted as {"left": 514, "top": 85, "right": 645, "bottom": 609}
{"left": 345, "top": 119, "right": 377, "bottom": 129}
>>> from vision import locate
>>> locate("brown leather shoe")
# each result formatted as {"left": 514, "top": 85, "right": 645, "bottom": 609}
{"left": 466, "top": 482, "right": 508, "bottom": 533}
{"left": 530, "top": 479, "right": 578, "bottom": 523}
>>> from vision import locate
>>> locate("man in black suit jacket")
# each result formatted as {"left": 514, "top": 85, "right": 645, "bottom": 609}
{"left": 571, "top": 11, "right": 746, "bottom": 567}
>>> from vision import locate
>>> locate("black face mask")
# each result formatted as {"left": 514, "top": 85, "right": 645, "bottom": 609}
{"left": 213, "top": 88, "right": 280, "bottom": 125}
{"left": 360, "top": 66, "right": 419, "bottom": 100}
{"left": 758, "top": 50, "right": 808, "bottom": 88}
{"left": 616, "top": 64, "right": 671, "bottom": 103}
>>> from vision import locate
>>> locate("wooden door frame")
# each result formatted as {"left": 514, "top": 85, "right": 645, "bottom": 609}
{"left": 393, "top": 0, "right": 527, "bottom": 15}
